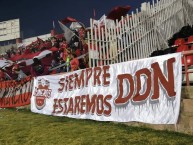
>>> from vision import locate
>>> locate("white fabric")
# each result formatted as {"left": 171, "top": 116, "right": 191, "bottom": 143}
{"left": 58, "top": 21, "right": 75, "bottom": 43}
{"left": 31, "top": 53, "right": 182, "bottom": 124}
{"left": 0, "top": 59, "right": 13, "bottom": 68}
{"left": 93, "top": 15, "right": 115, "bottom": 28}
{"left": 34, "top": 50, "right": 52, "bottom": 59}
{"left": 70, "top": 22, "right": 82, "bottom": 30}
{"left": 17, "top": 50, "right": 52, "bottom": 66}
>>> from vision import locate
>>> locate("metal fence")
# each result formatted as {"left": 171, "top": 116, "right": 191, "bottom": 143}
{"left": 87, "top": 0, "right": 192, "bottom": 67}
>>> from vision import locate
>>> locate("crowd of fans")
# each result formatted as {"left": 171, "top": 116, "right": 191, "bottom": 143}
{"left": 0, "top": 25, "right": 89, "bottom": 82}
{"left": 1, "top": 21, "right": 193, "bottom": 83}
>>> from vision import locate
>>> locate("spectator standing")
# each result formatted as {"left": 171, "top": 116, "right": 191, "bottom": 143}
{"left": 65, "top": 48, "right": 72, "bottom": 72}
{"left": 70, "top": 53, "right": 79, "bottom": 71}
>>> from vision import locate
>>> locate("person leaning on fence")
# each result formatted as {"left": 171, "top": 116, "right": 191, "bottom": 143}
{"left": 30, "top": 58, "right": 49, "bottom": 77}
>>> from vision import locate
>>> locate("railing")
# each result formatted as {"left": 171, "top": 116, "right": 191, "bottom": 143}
{"left": 182, "top": 50, "right": 193, "bottom": 86}
{"left": 49, "top": 53, "right": 88, "bottom": 71}
{"left": 87, "top": 0, "right": 192, "bottom": 67}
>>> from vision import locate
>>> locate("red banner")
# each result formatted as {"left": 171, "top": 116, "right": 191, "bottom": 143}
{"left": 0, "top": 76, "right": 33, "bottom": 108}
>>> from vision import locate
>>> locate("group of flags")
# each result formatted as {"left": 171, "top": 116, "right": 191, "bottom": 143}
{"left": 57, "top": 17, "right": 83, "bottom": 43}
{"left": 55, "top": 5, "right": 131, "bottom": 43}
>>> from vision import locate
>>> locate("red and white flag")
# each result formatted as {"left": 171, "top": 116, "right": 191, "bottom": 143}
{"left": 61, "top": 17, "right": 77, "bottom": 25}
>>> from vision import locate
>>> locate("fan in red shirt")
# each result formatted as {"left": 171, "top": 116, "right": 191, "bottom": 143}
{"left": 70, "top": 53, "right": 79, "bottom": 71}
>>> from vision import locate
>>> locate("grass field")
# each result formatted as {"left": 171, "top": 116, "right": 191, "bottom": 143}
{"left": 0, "top": 108, "right": 193, "bottom": 145}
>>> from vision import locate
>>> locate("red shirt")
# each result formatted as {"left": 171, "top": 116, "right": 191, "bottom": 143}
{"left": 70, "top": 58, "right": 79, "bottom": 71}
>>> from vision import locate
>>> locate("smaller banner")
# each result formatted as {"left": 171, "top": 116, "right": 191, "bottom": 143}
{"left": 31, "top": 53, "right": 182, "bottom": 124}
{"left": 0, "top": 76, "right": 33, "bottom": 108}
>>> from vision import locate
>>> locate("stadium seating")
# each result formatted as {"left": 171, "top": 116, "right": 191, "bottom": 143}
{"left": 176, "top": 45, "right": 189, "bottom": 65}
{"left": 174, "top": 38, "right": 185, "bottom": 46}
{"left": 176, "top": 45, "right": 189, "bottom": 52}
{"left": 187, "top": 35, "right": 193, "bottom": 44}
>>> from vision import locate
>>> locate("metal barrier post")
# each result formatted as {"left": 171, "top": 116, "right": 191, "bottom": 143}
{"left": 183, "top": 54, "right": 189, "bottom": 86}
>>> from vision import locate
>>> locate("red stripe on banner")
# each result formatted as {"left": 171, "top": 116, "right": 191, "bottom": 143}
{"left": 0, "top": 76, "right": 32, "bottom": 88}
{"left": 0, "top": 92, "right": 31, "bottom": 108}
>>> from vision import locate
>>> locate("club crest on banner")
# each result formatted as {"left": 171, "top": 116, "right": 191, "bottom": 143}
{"left": 33, "top": 78, "right": 52, "bottom": 110}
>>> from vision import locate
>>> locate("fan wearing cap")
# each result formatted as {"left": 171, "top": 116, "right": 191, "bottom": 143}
{"left": 11, "top": 64, "right": 27, "bottom": 81}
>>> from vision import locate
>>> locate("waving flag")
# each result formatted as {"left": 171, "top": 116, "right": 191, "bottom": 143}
{"left": 70, "top": 22, "right": 82, "bottom": 30}
{"left": 61, "top": 17, "right": 77, "bottom": 24}
{"left": 0, "top": 59, "right": 13, "bottom": 68}
{"left": 70, "top": 22, "right": 85, "bottom": 30}
{"left": 93, "top": 15, "right": 115, "bottom": 28}
{"left": 107, "top": 5, "right": 131, "bottom": 21}
{"left": 58, "top": 21, "right": 75, "bottom": 43}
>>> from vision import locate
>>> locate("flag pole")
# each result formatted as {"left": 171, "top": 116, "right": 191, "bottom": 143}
{"left": 53, "top": 20, "right": 55, "bottom": 29}
{"left": 93, "top": 8, "right": 96, "bottom": 19}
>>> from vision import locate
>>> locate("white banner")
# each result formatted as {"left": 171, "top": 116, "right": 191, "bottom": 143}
{"left": 31, "top": 53, "right": 182, "bottom": 124}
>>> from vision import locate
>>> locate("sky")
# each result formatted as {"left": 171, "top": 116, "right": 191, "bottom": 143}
{"left": 0, "top": 0, "right": 148, "bottom": 39}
